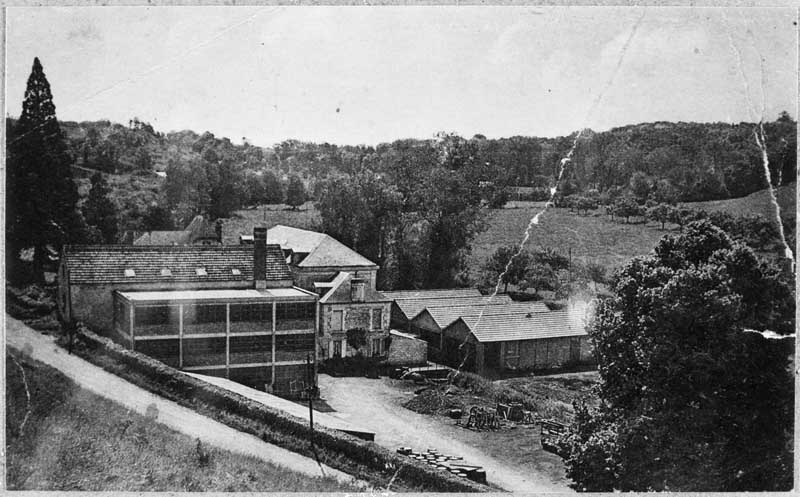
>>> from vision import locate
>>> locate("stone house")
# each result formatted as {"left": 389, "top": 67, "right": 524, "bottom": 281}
{"left": 266, "top": 225, "right": 390, "bottom": 359}
{"left": 267, "top": 225, "right": 379, "bottom": 290}
{"left": 58, "top": 228, "right": 318, "bottom": 397}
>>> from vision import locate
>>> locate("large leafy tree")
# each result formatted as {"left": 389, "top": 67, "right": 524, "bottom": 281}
{"left": 84, "top": 172, "right": 119, "bottom": 243}
{"left": 285, "top": 174, "right": 306, "bottom": 209}
{"left": 7, "top": 57, "right": 84, "bottom": 282}
{"left": 483, "top": 245, "right": 531, "bottom": 293}
{"left": 564, "top": 221, "right": 794, "bottom": 491}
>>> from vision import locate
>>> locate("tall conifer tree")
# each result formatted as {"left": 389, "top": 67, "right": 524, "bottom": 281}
{"left": 7, "top": 57, "right": 82, "bottom": 282}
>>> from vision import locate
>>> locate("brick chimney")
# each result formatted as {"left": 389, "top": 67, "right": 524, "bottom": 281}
{"left": 350, "top": 278, "right": 366, "bottom": 302}
{"left": 254, "top": 227, "right": 267, "bottom": 289}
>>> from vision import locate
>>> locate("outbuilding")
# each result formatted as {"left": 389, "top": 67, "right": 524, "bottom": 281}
{"left": 441, "top": 310, "right": 593, "bottom": 375}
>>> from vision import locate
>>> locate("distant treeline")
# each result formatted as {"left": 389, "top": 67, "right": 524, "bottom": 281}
{"left": 41, "top": 111, "right": 796, "bottom": 207}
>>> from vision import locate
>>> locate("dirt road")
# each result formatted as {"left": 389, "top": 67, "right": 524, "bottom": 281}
{"left": 5, "top": 317, "right": 364, "bottom": 488}
{"left": 319, "top": 374, "right": 572, "bottom": 493}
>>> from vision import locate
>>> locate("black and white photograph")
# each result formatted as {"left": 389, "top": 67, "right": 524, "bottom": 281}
{"left": 3, "top": 5, "right": 796, "bottom": 493}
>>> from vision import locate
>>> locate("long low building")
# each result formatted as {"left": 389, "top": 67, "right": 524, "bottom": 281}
{"left": 58, "top": 227, "right": 318, "bottom": 397}
{"left": 411, "top": 301, "right": 550, "bottom": 351}
{"left": 383, "top": 289, "right": 511, "bottom": 330}
{"left": 442, "top": 308, "right": 594, "bottom": 374}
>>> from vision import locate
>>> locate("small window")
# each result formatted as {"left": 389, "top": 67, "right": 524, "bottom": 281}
{"left": 371, "top": 308, "right": 383, "bottom": 330}
{"left": 506, "top": 341, "right": 519, "bottom": 357}
{"left": 124, "top": 269, "right": 136, "bottom": 277}
{"left": 231, "top": 268, "right": 241, "bottom": 276}
{"left": 160, "top": 268, "right": 172, "bottom": 276}
{"left": 331, "top": 310, "right": 343, "bottom": 331}
{"left": 195, "top": 268, "right": 208, "bottom": 276}
{"left": 333, "top": 340, "right": 342, "bottom": 358}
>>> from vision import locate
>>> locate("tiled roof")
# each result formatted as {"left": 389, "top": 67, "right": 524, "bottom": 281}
{"left": 381, "top": 288, "right": 482, "bottom": 301}
{"left": 419, "top": 301, "right": 550, "bottom": 330}
{"left": 395, "top": 294, "right": 513, "bottom": 321}
{"left": 63, "top": 244, "right": 291, "bottom": 284}
{"left": 455, "top": 310, "right": 586, "bottom": 343}
{"left": 268, "top": 225, "right": 377, "bottom": 268}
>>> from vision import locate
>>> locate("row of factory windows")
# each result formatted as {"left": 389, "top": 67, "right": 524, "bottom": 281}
{"left": 123, "top": 302, "right": 315, "bottom": 327}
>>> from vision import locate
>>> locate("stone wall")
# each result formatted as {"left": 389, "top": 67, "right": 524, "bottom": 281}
{"left": 386, "top": 331, "right": 427, "bottom": 366}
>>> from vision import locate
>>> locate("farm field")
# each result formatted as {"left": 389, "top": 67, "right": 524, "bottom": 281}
{"left": 469, "top": 182, "right": 796, "bottom": 277}
{"left": 468, "top": 203, "right": 667, "bottom": 274}
{"left": 685, "top": 182, "right": 795, "bottom": 220}
{"left": 5, "top": 351, "right": 359, "bottom": 492}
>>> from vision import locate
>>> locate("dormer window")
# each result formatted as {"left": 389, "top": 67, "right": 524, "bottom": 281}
{"left": 124, "top": 269, "right": 136, "bottom": 277}
{"left": 161, "top": 268, "right": 172, "bottom": 277}
{"left": 195, "top": 267, "right": 208, "bottom": 276}
{"left": 231, "top": 268, "right": 241, "bottom": 276}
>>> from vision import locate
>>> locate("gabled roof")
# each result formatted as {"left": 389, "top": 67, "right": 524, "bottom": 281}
{"left": 417, "top": 301, "right": 550, "bottom": 330}
{"left": 454, "top": 310, "right": 586, "bottom": 343}
{"left": 317, "top": 271, "right": 390, "bottom": 304}
{"left": 394, "top": 294, "right": 513, "bottom": 322}
{"left": 267, "top": 225, "right": 377, "bottom": 268}
{"left": 63, "top": 244, "right": 291, "bottom": 284}
{"left": 381, "top": 288, "right": 482, "bottom": 301}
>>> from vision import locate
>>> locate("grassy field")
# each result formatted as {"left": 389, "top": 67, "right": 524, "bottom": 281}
{"left": 468, "top": 203, "right": 667, "bottom": 275}
{"left": 5, "top": 351, "right": 358, "bottom": 492}
{"left": 685, "top": 182, "right": 795, "bottom": 220}
{"left": 469, "top": 183, "right": 796, "bottom": 278}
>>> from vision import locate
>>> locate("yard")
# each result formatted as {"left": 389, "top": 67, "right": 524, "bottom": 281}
{"left": 318, "top": 372, "right": 599, "bottom": 493}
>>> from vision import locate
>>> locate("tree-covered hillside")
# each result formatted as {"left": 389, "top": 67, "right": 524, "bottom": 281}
{"left": 43, "top": 112, "right": 797, "bottom": 208}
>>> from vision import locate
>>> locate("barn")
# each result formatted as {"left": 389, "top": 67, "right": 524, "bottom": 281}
{"left": 441, "top": 309, "right": 593, "bottom": 375}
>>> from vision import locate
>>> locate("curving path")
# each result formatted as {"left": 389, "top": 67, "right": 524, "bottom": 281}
{"left": 5, "top": 317, "right": 365, "bottom": 489}
{"left": 320, "top": 374, "right": 572, "bottom": 493}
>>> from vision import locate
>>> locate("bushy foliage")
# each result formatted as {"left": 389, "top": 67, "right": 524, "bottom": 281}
{"left": 563, "top": 221, "right": 794, "bottom": 491}
{"left": 83, "top": 172, "right": 119, "bottom": 243}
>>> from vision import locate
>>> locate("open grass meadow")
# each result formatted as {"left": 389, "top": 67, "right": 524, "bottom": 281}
{"left": 468, "top": 203, "right": 668, "bottom": 275}
{"left": 5, "top": 351, "right": 359, "bottom": 492}
{"left": 469, "top": 183, "right": 796, "bottom": 279}
{"left": 684, "top": 182, "right": 795, "bottom": 221}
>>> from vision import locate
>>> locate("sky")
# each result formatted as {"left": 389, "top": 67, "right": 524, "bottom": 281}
{"left": 5, "top": 7, "right": 797, "bottom": 147}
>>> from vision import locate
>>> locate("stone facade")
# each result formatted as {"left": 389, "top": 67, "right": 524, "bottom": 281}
{"left": 319, "top": 301, "right": 391, "bottom": 359}
{"left": 386, "top": 330, "right": 427, "bottom": 366}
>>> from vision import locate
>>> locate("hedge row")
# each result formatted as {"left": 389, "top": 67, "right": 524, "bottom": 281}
{"left": 71, "top": 326, "right": 486, "bottom": 492}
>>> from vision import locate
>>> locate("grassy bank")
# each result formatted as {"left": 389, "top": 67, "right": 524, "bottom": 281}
{"left": 57, "top": 326, "right": 485, "bottom": 492}
{"left": 5, "top": 351, "right": 359, "bottom": 492}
